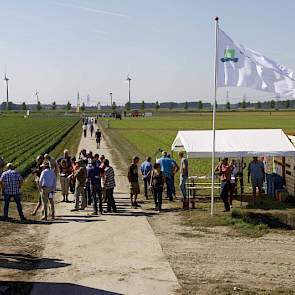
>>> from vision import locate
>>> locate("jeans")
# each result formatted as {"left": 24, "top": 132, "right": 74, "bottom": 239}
{"left": 143, "top": 177, "right": 150, "bottom": 199}
{"left": 91, "top": 184, "right": 103, "bottom": 214}
{"left": 3, "top": 194, "right": 25, "bottom": 220}
{"left": 165, "top": 177, "right": 173, "bottom": 201}
{"left": 153, "top": 188, "right": 163, "bottom": 210}
{"left": 180, "top": 176, "right": 187, "bottom": 199}
{"left": 220, "top": 181, "right": 230, "bottom": 211}
{"left": 106, "top": 188, "right": 117, "bottom": 212}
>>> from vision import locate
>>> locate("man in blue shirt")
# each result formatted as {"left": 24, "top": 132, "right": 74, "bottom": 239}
{"left": 140, "top": 156, "right": 153, "bottom": 199}
{"left": 0, "top": 163, "right": 26, "bottom": 222}
{"left": 157, "top": 151, "right": 174, "bottom": 201}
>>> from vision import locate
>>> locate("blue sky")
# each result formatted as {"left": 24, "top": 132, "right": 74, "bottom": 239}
{"left": 0, "top": 0, "right": 294, "bottom": 105}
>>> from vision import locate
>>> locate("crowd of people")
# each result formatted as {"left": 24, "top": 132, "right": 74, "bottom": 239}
{"left": 0, "top": 118, "right": 267, "bottom": 221}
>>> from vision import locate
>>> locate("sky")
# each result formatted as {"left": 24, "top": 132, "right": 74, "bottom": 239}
{"left": 0, "top": 0, "right": 294, "bottom": 105}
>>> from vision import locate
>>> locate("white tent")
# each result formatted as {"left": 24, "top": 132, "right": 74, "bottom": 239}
{"left": 172, "top": 129, "right": 295, "bottom": 158}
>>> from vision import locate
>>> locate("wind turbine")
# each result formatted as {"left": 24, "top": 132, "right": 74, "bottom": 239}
{"left": 126, "top": 75, "right": 131, "bottom": 109}
{"left": 4, "top": 73, "right": 9, "bottom": 111}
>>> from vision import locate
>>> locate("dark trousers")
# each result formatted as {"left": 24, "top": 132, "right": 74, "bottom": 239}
{"left": 153, "top": 188, "right": 163, "bottom": 210}
{"left": 220, "top": 181, "right": 230, "bottom": 211}
{"left": 83, "top": 130, "right": 87, "bottom": 137}
{"left": 236, "top": 172, "right": 244, "bottom": 194}
{"left": 85, "top": 182, "right": 92, "bottom": 205}
{"left": 92, "top": 184, "right": 103, "bottom": 214}
{"left": 4, "top": 194, "right": 25, "bottom": 220}
{"left": 171, "top": 174, "right": 176, "bottom": 196}
{"left": 106, "top": 188, "right": 117, "bottom": 212}
{"left": 166, "top": 177, "right": 173, "bottom": 201}
{"left": 143, "top": 177, "right": 150, "bottom": 199}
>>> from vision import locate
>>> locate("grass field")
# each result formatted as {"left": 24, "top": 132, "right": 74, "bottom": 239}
{"left": 0, "top": 113, "right": 80, "bottom": 176}
{"left": 102, "top": 111, "right": 295, "bottom": 185}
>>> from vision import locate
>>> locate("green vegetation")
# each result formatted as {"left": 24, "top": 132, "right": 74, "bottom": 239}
{"left": 0, "top": 113, "right": 80, "bottom": 176}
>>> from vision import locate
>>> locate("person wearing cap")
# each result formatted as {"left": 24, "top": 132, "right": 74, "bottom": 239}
{"left": 44, "top": 154, "right": 58, "bottom": 176}
{"left": 71, "top": 159, "right": 87, "bottom": 211}
{"left": 128, "top": 156, "right": 140, "bottom": 207}
{"left": 157, "top": 151, "right": 174, "bottom": 201}
{"left": 0, "top": 163, "right": 26, "bottom": 221}
{"left": 39, "top": 161, "right": 56, "bottom": 220}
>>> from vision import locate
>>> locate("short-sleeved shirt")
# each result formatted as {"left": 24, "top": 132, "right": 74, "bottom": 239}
{"left": 157, "top": 157, "right": 173, "bottom": 178}
{"left": 105, "top": 166, "right": 115, "bottom": 189}
{"left": 128, "top": 164, "right": 139, "bottom": 183}
{"left": 248, "top": 161, "right": 264, "bottom": 180}
{"left": 140, "top": 161, "right": 152, "bottom": 178}
{"left": 180, "top": 157, "right": 188, "bottom": 178}
{"left": 0, "top": 169, "right": 22, "bottom": 195}
{"left": 219, "top": 163, "right": 232, "bottom": 182}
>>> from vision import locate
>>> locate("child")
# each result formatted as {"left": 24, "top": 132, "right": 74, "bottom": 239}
{"left": 150, "top": 163, "right": 165, "bottom": 212}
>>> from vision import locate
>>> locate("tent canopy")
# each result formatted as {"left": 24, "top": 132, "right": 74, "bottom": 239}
{"left": 171, "top": 129, "right": 295, "bottom": 158}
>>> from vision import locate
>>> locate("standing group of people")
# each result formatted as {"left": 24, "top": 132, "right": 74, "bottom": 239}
{"left": 128, "top": 151, "right": 189, "bottom": 212}
{"left": 216, "top": 157, "right": 265, "bottom": 211}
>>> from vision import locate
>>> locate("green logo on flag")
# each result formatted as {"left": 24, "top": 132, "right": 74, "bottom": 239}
{"left": 221, "top": 48, "right": 239, "bottom": 63}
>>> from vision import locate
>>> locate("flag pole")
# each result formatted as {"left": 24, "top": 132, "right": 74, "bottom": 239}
{"left": 210, "top": 16, "right": 219, "bottom": 216}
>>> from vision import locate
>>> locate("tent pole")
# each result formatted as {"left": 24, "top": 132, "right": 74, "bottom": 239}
{"left": 210, "top": 16, "right": 219, "bottom": 216}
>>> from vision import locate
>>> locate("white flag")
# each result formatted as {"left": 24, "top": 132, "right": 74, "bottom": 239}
{"left": 217, "top": 28, "right": 295, "bottom": 97}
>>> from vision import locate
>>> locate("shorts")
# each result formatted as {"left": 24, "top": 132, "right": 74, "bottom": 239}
{"left": 130, "top": 182, "right": 140, "bottom": 195}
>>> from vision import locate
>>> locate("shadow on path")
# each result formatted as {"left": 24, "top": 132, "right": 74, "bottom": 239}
{"left": 0, "top": 253, "right": 71, "bottom": 271}
{"left": 0, "top": 281, "right": 122, "bottom": 295}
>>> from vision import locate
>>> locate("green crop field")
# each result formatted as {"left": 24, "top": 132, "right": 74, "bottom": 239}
{"left": 0, "top": 113, "right": 80, "bottom": 176}
{"left": 103, "top": 111, "right": 295, "bottom": 182}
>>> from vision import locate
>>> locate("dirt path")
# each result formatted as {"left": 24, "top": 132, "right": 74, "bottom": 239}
{"left": 28, "top": 127, "right": 180, "bottom": 295}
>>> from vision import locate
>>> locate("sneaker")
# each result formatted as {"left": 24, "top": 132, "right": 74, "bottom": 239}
{"left": 41, "top": 216, "right": 47, "bottom": 221}
{"left": 71, "top": 208, "right": 79, "bottom": 212}
{"left": 91, "top": 212, "right": 98, "bottom": 216}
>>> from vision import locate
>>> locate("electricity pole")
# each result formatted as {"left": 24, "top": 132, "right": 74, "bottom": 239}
{"left": 109, "top": 92, "right": 113, "bottom": 108}
{"left": 126, "top": 75, "right": 131, "bottom": 109}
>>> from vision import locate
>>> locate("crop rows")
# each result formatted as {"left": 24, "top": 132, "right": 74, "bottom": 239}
{"left": 0, "top": 114, "right": 80, "bottom": 176}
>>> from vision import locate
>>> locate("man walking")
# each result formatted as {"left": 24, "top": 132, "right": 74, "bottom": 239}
{"left": 179, "top": 151, "right": 188, "bottom": 199}
{"left": 104, "top": 159, "right": 117, "bottom": 213}
{"left": 0, "top": 163, "right": 26, "bottom": 222}
{"left": 140, "top": 156, "right": 152, "bottom": 199}
{"left": 128, "top": 156, "right": 140, "bottom": 207}
{"left": 95, "top": 129, "right": 102, "bottom": 149}
{"left": 72, "top": 159, "right": 87, "bottom": 211}
{"left": 39, "top": 161, "right": 56, "bottom": 220}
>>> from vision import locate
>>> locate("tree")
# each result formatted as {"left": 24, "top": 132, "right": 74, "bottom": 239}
{"left": 66, "top": 101, "right": 71, "bottom": 111}
{"left": 22, "top": 102, "right": 27, "bottom": 111}
{"left": 155, "top": 101, "right": 160, "bottom": 111}
{"left": 125, "top": 101, "right": 131, "bottom": 111}
{"left": 141, "top": 100, "right": 145, "bottom": 111}
{"left": 197, "top": 100, "right": 203, "bottom": 110}
{"left": 81, "top": 102, "right": 86, "bottom": 112}
{"left": 285, "top": 100, "right": 290, "bottom": 109}
{"left": 225, "top": 101, "right": 230, "bottom": 110}
{"left": 52, "top": 101, "right": 56, "bottom": 110}
{"left": 37, "top": 101, "right": 42, "bottom": 111}
{"left": 112, "top": 101, "right": 117, "bottom": 110}
{"left": 270, "top": 99, "right": 276, "bottom": 109}
{"left": 184, "top": 101, "right": 188, "bottom": 110}
{"left": 256, "top": 101, "right": 262, "bottom": 109}
{"left": 241, "top": 99, "right": 247, "bottom": 109}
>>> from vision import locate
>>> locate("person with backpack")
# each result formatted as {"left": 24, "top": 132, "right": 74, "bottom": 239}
{"left": 150, "top": 163, "right": 165, "bottom": 212}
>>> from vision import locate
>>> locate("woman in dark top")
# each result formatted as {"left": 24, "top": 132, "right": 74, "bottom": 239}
{"left": 150, "top": 163, "right": 165, "bottom": 212}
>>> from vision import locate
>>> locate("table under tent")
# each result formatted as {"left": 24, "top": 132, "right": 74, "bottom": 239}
{"left": 171, "top": 129, "right": 295, "bottom": 208}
